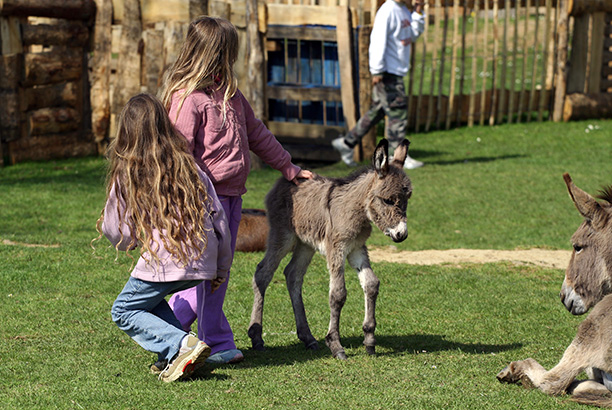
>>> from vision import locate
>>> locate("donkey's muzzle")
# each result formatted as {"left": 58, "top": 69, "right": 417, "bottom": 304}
{"left": 385, "top": 222, "right": 408, "bottom": 243}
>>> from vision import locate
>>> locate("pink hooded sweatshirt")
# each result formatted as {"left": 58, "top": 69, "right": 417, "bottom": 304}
{"left": 102, "top": 169, "right": 233, "bottom": 283}
{"left": 168, "top": 88, "right": 301, "bottom": 196}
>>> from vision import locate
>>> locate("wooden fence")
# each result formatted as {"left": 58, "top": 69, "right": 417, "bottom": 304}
{"left": 1, "top": 0, "right": 611, "bottom": 164}
{"left": 0, "top": 0, "right": 97, "bottom": 166}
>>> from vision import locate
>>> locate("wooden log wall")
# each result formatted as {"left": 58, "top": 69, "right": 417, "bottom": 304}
{"left": 0, "top": 0, "right": 97, "bottom": 165}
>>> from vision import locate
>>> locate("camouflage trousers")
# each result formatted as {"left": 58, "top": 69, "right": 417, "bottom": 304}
{"left": 344, "top": 73, "right": 407, "bottom": 149}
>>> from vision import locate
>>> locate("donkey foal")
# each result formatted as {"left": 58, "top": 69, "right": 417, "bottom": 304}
{"left": 248, "top": 139, "right": 412, "bottom": 359}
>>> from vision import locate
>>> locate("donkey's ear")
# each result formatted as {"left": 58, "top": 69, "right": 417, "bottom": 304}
{"left": 392, "top": 139, "right": 410, "bottom": 166}
{"left": 564, "top": 173, "right": 607, "bottom": 228}
{"left": 373, "top": 139, "right": 389, "bottom": 178}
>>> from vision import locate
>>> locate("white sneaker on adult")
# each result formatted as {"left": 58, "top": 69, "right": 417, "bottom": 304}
{"left": 403, "top": 155, "right": 424, "bottom": 170}
{"left": 331, "top": 137, "right": 358, "bottom": 167}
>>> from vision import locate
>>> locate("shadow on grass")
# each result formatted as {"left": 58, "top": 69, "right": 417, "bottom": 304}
{"left": 425, "top": 153, "right": 526, "bottom": 166}
{"left": 232, "top": 333, "right": 521, "bottom": 368}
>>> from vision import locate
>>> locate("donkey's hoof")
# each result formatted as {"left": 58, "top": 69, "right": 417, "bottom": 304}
{"left": 365, "top": 345, "right": 376, "bottom": 355}
{"left": 334, "top": 351, "right": 348, "bottom": 360}
{"left": 251, "top": 341, "right": 266, "bottom": 351}
{"left": 305, "top": 340, "right": 319, "bottom": 350}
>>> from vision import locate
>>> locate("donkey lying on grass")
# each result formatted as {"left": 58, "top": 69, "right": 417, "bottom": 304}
{"left": 248, "top": 139, "right": 412, "bottom": 359}
{"left": 498, "top": 173, "right": 612, "bottom": 407}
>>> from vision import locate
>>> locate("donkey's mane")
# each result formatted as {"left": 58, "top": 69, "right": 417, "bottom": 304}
{"left": 596, "top": 185, "right": 612, "bottom": 205}
{"left": 330, "top": 166, "right": 373, "bottom": 187}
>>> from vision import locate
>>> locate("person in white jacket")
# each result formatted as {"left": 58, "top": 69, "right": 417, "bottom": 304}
{"left": 96, "top": 93, "right": 233, "bottom": 382}
{"left": 333, "top": 0, "right": 425, "bottom": 168}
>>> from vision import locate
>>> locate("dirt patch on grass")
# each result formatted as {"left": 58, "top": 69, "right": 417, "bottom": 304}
{"left": 368, "top": 247, "right": 571, "bottom": 270}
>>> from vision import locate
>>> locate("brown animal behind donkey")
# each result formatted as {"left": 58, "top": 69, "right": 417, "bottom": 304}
{"left": 248, "top": 139, "right": 412, "bottom": 359}
{"left": 497, "top": 173, "right": 612, "bottom": 407}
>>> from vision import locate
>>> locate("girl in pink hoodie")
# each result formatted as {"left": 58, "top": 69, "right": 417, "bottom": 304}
{"left": 98, "top": 93, "right": 233, "bottom": 382}
{"left": 159, "top": 16, "right": 313, "bottom": 364}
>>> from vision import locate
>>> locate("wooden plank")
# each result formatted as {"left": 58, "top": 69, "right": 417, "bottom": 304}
{"left": 8, "top": 132, "right": 96, "bottom": 164}
{"left": 497, "top": 0, "right": 510, "bottom": 123}
{"left": 336, "top": 6, "right": 358, "bottom": 130}
{"left": 268, "top": 120, "right": 344, "bottom": 140}
{"left": 111, "top": 0, "right": 141, "bottom": 134}
{"left": 22, "top": 21, "right": 89, "bottom": 47}
{"left": 0, "top": 0, "right": 95, "bottom": 20}
{"left": 22, "top": 81, "right": 79, "bottom": 111}
{"left": 1, "top": 16, "right": 23, "bottom": 55}
{"left": 537, "top": 0, "right": 553, "bottom": 121}
{"left": 267, "top": 85, "right": 342, "bottom": 101}
{"left": 562, "top": 92, "right": 612, "bottom": 121}
{"left": 568, "top": 0, "right": 612, "bottom": 16}
{"left": 526, "top": 0, "right": 541, "bottom": 121}
{"left": 24, "top": 49, "right": 82, "bottom": 86}
{"left": 0, "top": 89, "right": 19, "bottom": 129}
{"left": 479, "top": 0, "right": 489, "bottom": 125}
{"left": 141, "top": 28, "right": 163, "bottom": 95}
{"left": 246, "top": 0, "right": 265, "bottom": 120}
{"left": 587, "top": 12, "right": 605, "bottom": 94}
{"left": 552, "top": 0, "right": 569, "bottom": 122}
{"left": 357, "top": 24, "right": 376, "bottom": 160}
{"left": 517, "top": 0, "right": 529, "bottom": 120}
{"left": 445, "top": 0, "right": 459, "bottom": 130}
{"left": 414, "top": 2, "right": 429, "bottom": 132}
{"left": 467, "top": 0, "right": 479, "bottom": 127}
{"left": 455, "top": 4, "right": 468, "bottom": 126}
{"left": 91, "top": 0, "right": 111, "bottom": 149}
{"left": 436, "top": 4, "right": 448, "bottom": 130}
{"left": 267, "top": 4, "right": 358, "bottom": 28}
{"left": 267, "top": 25, "right": 336, "bottom": 42}
{"left": 488, "top": 0, "right": 499, "bottom": 125}
{"left": 27, "top": 107, "right": 81, "bottom": 135}
{"left": 507, "top": 0, "right": 519, "bottom": 123}
{"left": 426, "top": 0, "right": 441, "bottom": 131}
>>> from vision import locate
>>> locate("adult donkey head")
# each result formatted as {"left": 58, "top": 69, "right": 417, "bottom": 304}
{"left": 561, "top": 173, "right": 612, "bottom": 315}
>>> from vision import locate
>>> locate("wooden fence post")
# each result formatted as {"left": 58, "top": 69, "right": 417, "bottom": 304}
{"left": 552, "top": 0, "right": 569, "bottom": 122}
{"left": 91, "top": 0, "right": 112, "bottom": 152}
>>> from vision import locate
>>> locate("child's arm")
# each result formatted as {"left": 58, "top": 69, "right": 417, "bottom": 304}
{"left": 240, "top": 91, "right": 307, "bottom": 182}
{"left": 101, "top": 182, "right": 137, "bottom": 251}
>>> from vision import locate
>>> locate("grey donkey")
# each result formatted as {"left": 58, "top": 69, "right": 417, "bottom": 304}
{"left": 248, "top": 139, "right": 412, "bottom": 359}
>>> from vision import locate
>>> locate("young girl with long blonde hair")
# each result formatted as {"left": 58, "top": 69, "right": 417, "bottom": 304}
{"left": 158, "top": 16, "right": 313, "bottom": 365}
{"left": 98, "top": 93, "right": 232, "bottom": 382}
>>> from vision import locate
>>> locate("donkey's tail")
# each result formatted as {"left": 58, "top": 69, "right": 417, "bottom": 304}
{"left": 571, "top": 392, "right": 612, "bottom": 408}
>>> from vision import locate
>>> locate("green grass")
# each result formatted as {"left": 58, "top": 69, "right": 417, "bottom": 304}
{"left": 1, "top": 119, "right": 611, "bottom": 409}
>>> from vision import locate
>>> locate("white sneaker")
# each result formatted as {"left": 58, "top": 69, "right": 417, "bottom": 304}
{"left": 332, "top": 137, "right": 358, "bottom": 167}
{"left": 403, "top": 155, "right": 424, "bottom": 170}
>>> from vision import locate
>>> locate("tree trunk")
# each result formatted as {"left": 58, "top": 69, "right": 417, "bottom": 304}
{"left": 27, "top": 107, "right": 80, "bottom": 135}
{"left": 23, "top": 81, "right": 79, "bottom": 111}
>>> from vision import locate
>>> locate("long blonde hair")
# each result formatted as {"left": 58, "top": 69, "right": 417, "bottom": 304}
{"left": 159, "top": 16, "right": 239, "bottom": 119}
{"left": 97, "top": 93, "right": 211, "bottom": 267}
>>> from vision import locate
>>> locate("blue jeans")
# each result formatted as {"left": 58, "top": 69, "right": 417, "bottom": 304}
{"left": 111, "top": 277, "right": 202, "bottom": 363}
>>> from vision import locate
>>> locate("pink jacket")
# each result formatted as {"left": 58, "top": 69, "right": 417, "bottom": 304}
{"left": 168, "top": 88, "right": 301, "bottom": 196}
{"left": 102, "top": 169, "right": 232, "bottom": 283}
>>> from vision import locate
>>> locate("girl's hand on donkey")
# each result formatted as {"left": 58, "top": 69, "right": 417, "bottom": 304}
{"left": 292, "top": 169, "right": 315, "bottom": 185}
{"left": 210, "top": 277, "right": 226, "bottom": 293}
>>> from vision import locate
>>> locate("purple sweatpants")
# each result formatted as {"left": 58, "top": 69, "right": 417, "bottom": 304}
{"left": 168, "top": 195, "right": 242, "bottom": 354}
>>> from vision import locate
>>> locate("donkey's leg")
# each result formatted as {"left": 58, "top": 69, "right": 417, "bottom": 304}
{"left": 498, "top": 342, "right": 589, "bottom": 396}
{"left": 324, "top": 247, "right": 348, "bottom": 360}
{"left": 347, "top": 246, "right": 379, "bottom": 355}
{"left": 248, "top": 234, "right": 295, "bottom": 351}
{"left": 284, "top": 242, "right": 318, "bottom": 350}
